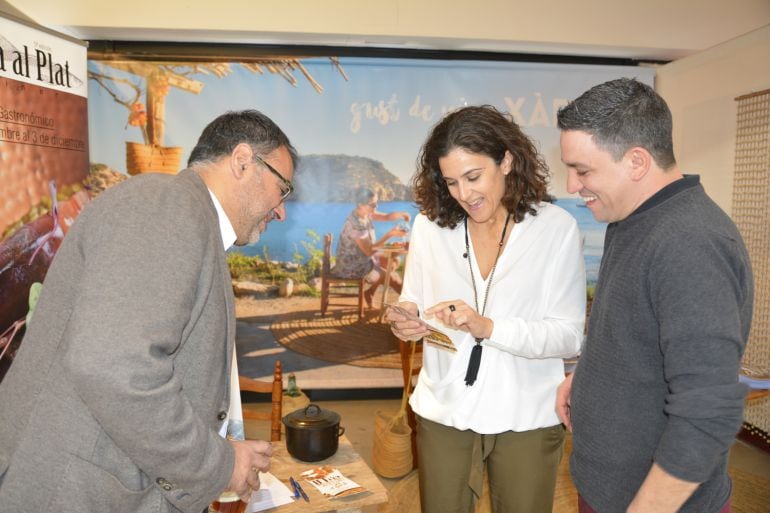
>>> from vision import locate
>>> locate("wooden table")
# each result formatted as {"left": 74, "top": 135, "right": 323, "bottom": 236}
{"left": 378, "top": 246, "right": 408, "bottom": 322}
{"left": 259, "top": 435, "right": 388, "bottom": 513}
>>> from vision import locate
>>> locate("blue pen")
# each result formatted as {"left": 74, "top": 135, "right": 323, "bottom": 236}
{"left": 289, "top": 476, "right": 301, "bottom": 499}
{"left": 293, "top": 477, "right": 310, "bottom": 502}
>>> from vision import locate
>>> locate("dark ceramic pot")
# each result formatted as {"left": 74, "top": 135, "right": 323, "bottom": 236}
{"left": 282, "top": 404, "right": 345, "bottom": 462}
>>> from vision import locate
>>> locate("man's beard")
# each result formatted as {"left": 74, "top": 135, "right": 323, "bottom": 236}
{"left": 237, "top": 214, "right": 271, "bottom": 246}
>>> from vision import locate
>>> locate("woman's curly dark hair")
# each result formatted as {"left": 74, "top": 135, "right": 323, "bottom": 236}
{"left": 412, "top": 105, "right": 552, "bottom": 229}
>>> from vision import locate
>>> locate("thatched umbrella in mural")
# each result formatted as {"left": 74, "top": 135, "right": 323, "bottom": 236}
{"left": 88, "top": 58, "right": 347, "bottom": 175}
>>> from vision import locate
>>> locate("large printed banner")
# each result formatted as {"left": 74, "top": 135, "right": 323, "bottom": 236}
{"left": 0, "top": 14, "right": 88, "bottom": 379}
{"left": 84, "top": 56, "right": 654, "bottom": 388}
{"left": 86, "top": 57, "right": 654, "bottom": 284}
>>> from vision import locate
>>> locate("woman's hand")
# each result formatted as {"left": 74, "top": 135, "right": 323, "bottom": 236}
{"left": 386, "top": 301, "right": 430, "bottom": 341}
{"left": 425, "top": 300, "right": 493, "bottom": 341}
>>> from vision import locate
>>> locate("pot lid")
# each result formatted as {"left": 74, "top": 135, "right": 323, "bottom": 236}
{"left": 282, "top": 404, "right": 340, "bottom": 429}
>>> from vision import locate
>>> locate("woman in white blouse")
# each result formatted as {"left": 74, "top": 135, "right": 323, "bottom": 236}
{"left": 387, "top": 105, "right": 585, "bottom": 513}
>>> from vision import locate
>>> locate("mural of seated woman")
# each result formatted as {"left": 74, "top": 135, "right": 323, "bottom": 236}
{"left": 331, "top": 187, "right": 411, "bottom": 308}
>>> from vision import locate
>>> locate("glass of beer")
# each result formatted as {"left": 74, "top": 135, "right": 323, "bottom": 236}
{"left": 211, "top": 490, "right": 247, "bottom": 513}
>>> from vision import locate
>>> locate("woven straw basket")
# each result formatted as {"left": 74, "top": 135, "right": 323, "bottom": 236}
{"left": 372, "top": 339, "right": 417, "bottom": 478}
{"left": 372, "top": 408, "right": 412, "bottom": 478}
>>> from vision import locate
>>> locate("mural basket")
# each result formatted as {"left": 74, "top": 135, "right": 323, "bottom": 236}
{"left": 126, "top": 142, "right": 182, "bottom": 176}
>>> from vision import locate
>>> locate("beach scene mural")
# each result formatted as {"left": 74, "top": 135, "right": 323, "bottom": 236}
{"left": 87, "top": 56, "right": 655, "bottom": 389}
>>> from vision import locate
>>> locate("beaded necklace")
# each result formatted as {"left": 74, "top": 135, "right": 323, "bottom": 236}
{"left": 463, "top": 213, "right": 511, "bottom": 386}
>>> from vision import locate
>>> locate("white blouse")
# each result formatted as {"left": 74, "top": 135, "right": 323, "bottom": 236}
{"left": 402, "top": 203, "right": 585, "bottom": 433}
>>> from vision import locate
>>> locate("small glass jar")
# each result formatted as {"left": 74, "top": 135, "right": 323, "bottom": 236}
{"left": 286, "top": 373, "right": 301, "bottom": 397}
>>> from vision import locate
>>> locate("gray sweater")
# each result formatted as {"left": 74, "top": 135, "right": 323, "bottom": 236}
{"left": 570, "top": 175, "right": 753, "bottom": 513}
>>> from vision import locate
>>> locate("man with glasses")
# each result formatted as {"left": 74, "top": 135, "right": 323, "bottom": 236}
{"left": 0, "top": 110, "right": 297, "bottom": 513}
{"left": 253, "top": 153, "right": 293, "bottom": 202}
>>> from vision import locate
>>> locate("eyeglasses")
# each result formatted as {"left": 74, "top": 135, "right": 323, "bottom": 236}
{"left": 253, "top": 154, "right": 293, "bottom": 201}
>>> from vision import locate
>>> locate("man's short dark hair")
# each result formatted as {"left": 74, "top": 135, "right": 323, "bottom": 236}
{"left": 557, "top": 78, "right": 676, "bottom": 169}
{"left": 187, "top": 110, "right": 298, "bottom": 168}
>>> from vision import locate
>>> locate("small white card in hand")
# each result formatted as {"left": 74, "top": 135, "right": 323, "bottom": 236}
{"left": 246, "top": 472, "right": 295, "bottom": 512}
{"left": 386, "top": 303, "right": 457, "bottom": 352}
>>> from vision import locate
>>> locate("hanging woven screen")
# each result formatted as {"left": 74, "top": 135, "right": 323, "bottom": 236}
{"left": 732, "top": 88, "right": 770, "bottom": 452}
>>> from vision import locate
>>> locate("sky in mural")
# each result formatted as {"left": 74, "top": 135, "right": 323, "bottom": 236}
{"left": 87, "top": 57, "right": 654, "bottom": 198}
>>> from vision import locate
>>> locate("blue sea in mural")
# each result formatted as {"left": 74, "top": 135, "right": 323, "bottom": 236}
{"left": 233, "top": 197, "right": 604, "bottom": 285}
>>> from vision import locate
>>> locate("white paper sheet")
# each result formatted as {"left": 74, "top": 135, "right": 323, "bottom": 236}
{"left": 247, "top": 472, "right": 296, "bottom": 512}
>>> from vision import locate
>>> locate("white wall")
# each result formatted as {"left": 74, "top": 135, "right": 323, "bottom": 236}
{"left": 656, "top": 25, "right": 770, "bottom": 215}
{"left": 7, "top": 0, "right": 770, "bottom": 61}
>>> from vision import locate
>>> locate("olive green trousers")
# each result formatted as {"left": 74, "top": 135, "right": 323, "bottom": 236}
{"left": 416, "top": 415, "right": 564, "bottom": 513}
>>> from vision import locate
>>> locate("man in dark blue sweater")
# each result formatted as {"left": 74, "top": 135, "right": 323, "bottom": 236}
{"left": 555, "top": 78, "right": 754, "bottom": 513}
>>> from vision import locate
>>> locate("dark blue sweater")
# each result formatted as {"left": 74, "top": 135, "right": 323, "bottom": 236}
{"left": 570, "top": 175, "right": 754, "bottom": 513}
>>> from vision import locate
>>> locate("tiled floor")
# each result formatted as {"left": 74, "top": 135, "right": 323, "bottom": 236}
{"left": 243, "top": 396, "right": 770, "bottom": 511}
